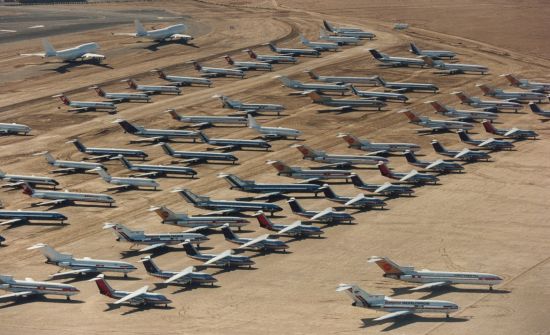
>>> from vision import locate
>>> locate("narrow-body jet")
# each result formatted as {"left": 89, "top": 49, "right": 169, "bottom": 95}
{"left": 90, "top": 274, "right": 171, "bottom": 307}
{"left": 219, "top": 173, "right": 321, "bottom": 200}
{"left": 0, "top": 123, "right": 31, "bottom": 135}
{"left": 378, "top": 162, "right": 439, "bottom": 185}
{"left": 267, "top": 160, "right": 353, "bottom": 182}
{"left": 54, "top": 93, "right": 116, "bottom": 113}
{"left": 400, "top": 109, "right": 474, "bottom": 132}
{"left": 114, "top": 119, "right": 199, "bottom": 143}
{"left": 140, "top": 256, "right": 216, "bottom": 286}
{"left": 457, "top": 130, "right": 514, "bottom": 150}
{"left": 426, "top": 100, "right": 498, "bottom": 121}
{"left": 403, "top": 150, "right": 464, "bottom": 173}
{"left": 168, "top": 109, "right": 246, "bottom": 128}
{"left": 243, "top": 49, "right": 297, "bottom": 64}
{"left": 268, "top": 43, "right": 319, "bottom": 57}
{"left": 482, "top": 120, "right": 538, "bottom": 139}
{"left": 338, "top": 133, "right": 420, "bottom": 155}
{"left": 150, "top": 205, "right": 249, "bottom": 230}
{"left": 223, "top": 55, "right": 272, "bottom": 71}
{"left": 452, "top": 91, "right": 522, "bottom": 112}
{"left": 198, "top": 131, "right": 271, "bottom": 151}
{"left": 0, "top": 275, "right": 79, "bottom": 301}
{"left": 320, "top": 184, "right": 386, "bottom": 209}
{"left": 191, "top": 60, "right": 245, "bottom": 78}
{"left": 68, "top": 138, "right": 148, "bottom": 161}
{"left": 117, "top": 155, "right": 197, "bottom": 178}
{"left": 369, "top": 49, "right": 426, "bottom": 67}
{"left": 287, "top": 197, "right": 354, "bottom": 223}
{"left": 0, "top": 170, "right": 59, "bottom": 189}
{"left": 306, "top": 70, "right": 378, "bottom": 85}
{"left": 159, "top": 143, "right": 238, "bottom": 164}
{"left": 151, "top": 69, "right": 212, "bottom": 87}
{"left": 0, "top": 210, "right": 66, "bottom": 226}
{"left": 431, "top": 140, "right": 491, "bottom": 161}
{"left": 477, "top": 83, "right": 547, "bottom": 102}
{"left": 22, "top": 183, "right": 115, "bottom": 207}
{"left": 254, "top": 211, "right": 323, "bottom": 237}
{"left": 90, "top": 85, "right": 151, "bottom": 103}
{"left": 248, "top": 115, "right": 301, "bottom": 139}
{"left": 95, "top": 167, "right": 159, "bottom": 191}
{"left": 422, "top": 56, "right": 488, "bottom": 75}
{"left": 306, "top": 91, "right": 386, "bottom": 111}
{"left": 409, "top": 43, "right": 455, "bottom": 59}
{"left": 221, "top": 225, "right": 288, "bottom": 252}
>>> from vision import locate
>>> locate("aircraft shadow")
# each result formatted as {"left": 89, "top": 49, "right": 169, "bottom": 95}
{"left": 167, "top": 283, "right": 220, "bottom": 294}
{"left": 49, "top": 61, "right": 113, "bottom": 74}
{"left": 3, "top": 222, "right": 68, "bottom": 230}
{"left": 245, "top": 250, "right": 292, "bottom": 259}
{"left": 143, "top": 40, "right": 199, "bottom": 52}
{"left": 284, "top": 235, "right": 326, "bottom": 243}
{"left": 104, "top": 303, "right": 174, "bottom": 315}
{"left": 119, "top": 247, "right": 175, "bottom": 259}
{"left": 419, "top": 287, "right": 511, "bottom": 299}
{"left": 59, "top": 274, "right": 141, "bottom": 284}
{"left": 209, "top": 266, "right": 256, "bottom": 276}
{"left": 0, "top": 295, "right": 84, "bottom": 309}
{"left": 360, "top": 315, "right": 469, "bottom": 331}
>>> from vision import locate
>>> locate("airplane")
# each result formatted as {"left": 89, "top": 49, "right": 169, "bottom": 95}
{"left": 114, "top": 119, "right": 199, "bottom": 143}
{"left": 399, "top": 109, "right": 474, "bottom": 132}
{"left": 409, "top": 42, "right": 455, "bottom": 59}
{"left": 529, "top": 102, "right": 550, "bottom": 118}
{"left": 140, "top": 256, "right": 217, "bottom": 286}
{"left": 403, "top": 150, "right": 464, "bottom": 173}
{"left": 305, "top": 91, "right": 387, "bottom": 111}
{"left": 122, "top": 78, "right": 181, "bottom": 95}
{"left": 217, "top": 95, "right": 285, "bottom": 115}
{"left": 376, "top": 76, "right": 439, "bottom": 93}
{"left": 452, "top": 91, "right": 522, "bottom": 112}
{"left": 482, "top": 120, "right": 538, "bottom": 140}
{"left": 369, "top": 256, "right": 503, "bottom": 290}
{"left": 28, "top": 243, "right": 136, "bottom": 278}
{"left": 319, "top": 29, "right": 360, "bottom": 45}
{"left": 350, "top": 85, "right": 409, "bottom": 103}
{"left": 53, "top": 93, "right": 117, "bottom": 113}
{"left": 247, "top": 115, "right": 301, "bottom": 139}
{"left": 422, "top": 56, "right": 488, "bottom": 75}
{"left": 90, "top": 274, "right": 171, "bottom": 307}
{"left": 368, "top": 49, "right": 426, "bottom": 67}
{"left": 431, "top": 140, "right": 491, "bottom": 161}
{"left": 0, "top": 210, "right": 67, "bottom": 226}
{"left": 336, "top": 283, "right": 458, "bottom": 321}
{"left": 287, "top": 197, "right": 354, "bottom": 223}
{"left": 22, "top": 183, "right": 115, "bottom": 207}
{"left": 103, "top": 222, "right": 208, "bottom": 252}
{"left": 0, "top": 169, "right": 59, "bottom": 189}
{"left": 223, "top": 55, "right": 272, "bottom": 71}
{"left": 0, "top": 274, "right": 79, "bottom": 301}
{"left": 426, "top": 100, "right": 498, "bottom": 122}
{"left": 40, "top": 151, "right": 105, "bottom": 174}
{"left": 476, "top": 83, "right": 547, "bottom": 102}
{"left": 268, "top": 43, "right": 320, "bottom": 57}
{"left": 277, "top": 75, "right": 349, "bottom": 95}
{"left": 159, "top": 142, "right": 238, "bottom": 164}
{"left": 337, "top": 133, "right": 420, "bottom": 155}
{"left": 67, "top": 138, "right": 148, "bottom": 161}
{"left": 254, "top": 210, "right": 324, "bottom": 237}
{"left": 0, "top": 123, "right": 31, "bottom": 135}
{"left": 114, "top": 19, "right": 192, "bottom": 42}
{"left": 243, "top": 49, "right": 297, "bottom": 64}
{"left": 21, "top": 38, "right": 104, "bottom": 62}
{"left": 221, "top": 224, "right": 288, "bottom": 252}
{"left": 293, "top": 144, "right": 388, "bottom": 166}
{"left": 378, "top": 161, "right": 439, "bottom": 185}
{"left": 306, "top": 70, "right": 378, "bottom": 85}
{"left": 299, "top": 35, "right": 339, "bottom": 51}
{"left": 174, "top": 188, "right": 283, "bottom": 216}
{"left": 149, "top": 205, "right": 249, "bottom": 230}
{"left": 181, "top": 241, "right": 255, "bottom": 268}
{"left": 501, "top": 74, "right": 550, "bottom": 93}
{"left": 322, "top": 20, "right": 364, "bottom": 33}
{"left": 167, "top": 109, "right": 247, "bottom": 128}
{"left": 151, "top": 69, "right": 212, "bottom": 87}
{"left": 267, "top": 160, "right": 353, "bottom": 182}
{"left": 198, "top": 131, "right": 271, "bottom": 151}
{"left": 218, "top": 173, "right": 322, "bottom": 200}
{"left": 322, "top": 20, "right": 375, "bottom": 39}
{"left": 117, "top": 155, "right": 197, "bottom": 178}
{"left": 90, "top": 85, "right": 151, "bottom": 103}
{"left": 457, "top": 130, "right": 515, "bottom": 151}
{"left": 191, "top": 60, "right": 245, "bottom": 78}
{"left": 349, "top": 174, "right": 414, "bottom": 197}
{"left": 94, "top": 167, "right": 159, "bottom": 191}
{"left": 319, "top": 184, "right": 386, "bottom": 209}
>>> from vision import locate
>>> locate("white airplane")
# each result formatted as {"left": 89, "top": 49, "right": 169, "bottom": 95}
{"left": 399, "top": 109, "right": 474, "bottom": 132}
{"left": 501, "top": 74, "right": 550, "bottom": 93}
{"left": 422, "top": 56, "right": 488, "bottom": 75}
{"left": 369, "top": 49, "right": 426, "bottom": 67}
{"left": 529, "top": 102, "right": 550, "bottom": 118}
{"left": 90, "top": 85, "right": 151, "bottom": 103}
{"left": 94, "top": 167, "right": 159, "bottom": 191}
{"left": 277, "top": 75, "right": 349, "bottom": 95}
{"left": 149, "top": 205, "right": 249, "bottom": 230}
{"left": 409, "top": 43, "right": 455, "bottom": 59}
{"left": 267, "top": 160, "right": 353, "bottom": 181}
{"left": 21, "top": 183, "right": 115, "bottom": 207}
{"left": 319, "top": 29, "right": 360, "bottom": 45}
{"left": 0, "top": 123, "right": 31, "bottom": 135}
{"left": 350, "top": 85, "right": 409, "bottom": 103}
{"left": 0, "top": 210, "right": 67, "bottom": 226}
{"left": 122, "top": 78, "right": 181, "bottom": 95}
{"left": 293, "top": 144, "right": 388, "bottom": 166}
{"left": 482, "top": 120, "right": 538, "bottom": 139}
{"left": 21, "top": 38, "right": 104, "bottom": 62}
{"left": 223, "top": 55, "right": 272, "bottom": 71}
{"left": 337, "top": 133, "right": 420, "bottom": 155}
{"left": 305, "top": 69, "right": 378, "bottom": 85}
{"left": 167, "top": 109, "right": 247, "bottom": 128}
{"left": 0, "top": 170, "right": 58, "bottom": 189}
{"left": 90, "top": 274, "right": 171, "bottom": 307}
{"left": 426, "top": 100, "right": 498, "bottom": 121}
{"left": 0, "top": 274, "right": 79, "bottom": 301}
{"left": 140, "top": 256, "right": 217, "bottom": 286}
{"left": 323, "top": 20, "right": 375, "bottom": 39}
{"left": 452, "top": 91, "right": 522, "bottom": 112}
{"left": 254, "top": 211, "right": 324, "bottom": 237}
{"left": 300, "top": 35, "right": 339, "bottom": 51}
{"left": 114, "top": 19, "right": 192, "bottom": 42}
{"left": 336, "top": 284, "right": 459, "bottom": 321}
{"left": 306, "top": 90, "right": 386, "bottom": 111}
{"left": 53, "top": 93, "right": 117, "bottom": 113}
{"left": 27, "top": 243, "right": 136, "bottom": 278}
{"left": 247, "top": 115, "right": 301, "bottom": 139}
{"left": 114, "top": 119, "right": 199, "bottom": 143}
{"left": 217, "top": 95, "right": 285, "bottom": 115}
{"left": 477, "top": 83, "right": 547, "bottom": 102}
{"left": 191, "top": 60, "right": 245, "bottom": 78}
{"left": 40, "top": 151, "right": 105, "bottom": 174}
{"left": 369, "top": 256, "right": 503, "bottom": 290}
{"left": 268, "top": 43, "right": 320, "bottom": 57}
{"left": 243, "top": 49, "right": 297, "bottom": 64}
{"left": 151, "top": 69, "right": 213, "bottom": 87}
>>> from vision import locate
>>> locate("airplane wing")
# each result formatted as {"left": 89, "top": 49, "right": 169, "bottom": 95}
{"left": 112, "top": 32, "right": 138, "bottom": 37}
{"left": 321, "top": 106, "right": 353, "bottom": 112}
{"left": 344, "top": 193, "right": 365, "bottom": 206}
{"left": 315, "top": 162, "right": 352, "bottom": 169}
{"left": 68, "top": 107, "right": 93, "bottom": 113}
{"left": 0, "top": 291, "right": 35, "bottom": 301}
{"left": 453, "top": 149, "right": 471, "bottom": 159}
{"left": 114, "top": 285, "right": 149, "bottom": 305}
{"left": 20, "top": 52, "right": 47, "bottom": 57}
{"left": 310, "top": 207, "right": 335, "bottom": 221}
{"left": 203, "top": 250, "right": 232, "bottom": 265}
{"left": 504, "top": 128, "right": 520, "bottom": 137}
{"left": 238, "top": 234, "right": 270, "bottom": 249}
{"left": 0, "top": 218, "right": 25, "bottom": 226}
{"left": 399, "top": 170, "right": 419, "bottom": 182}
{"left": 35, "top": 199, "right": 68, "bottom": 207}
{"left": 204, "top": 209, "right": 239, "bottom": 216}
{"left": 277, "top": 221, "right": 301, "bottom": 235}
{"left": 132, "top": 172, "right": 159, "bottom": 178}
{"left": 179, "top": 158, "right": 202, "bottom": 164}
{"left": 392, "top": 88, "right": 411, "bottom": 93}
{"left": 478, "top": 138, "right": 496, "bottom": 147}
{"left": 249, "top": 192, "right": 283, "bottom": 201}
{"left": 130, "top": 137, "right": 165, "bottom": 143}
{"left": 81, "top": 53, "right": 105, "bottom": 60}
{"left": 183, "top": 226, "right": 209, "bottom": 233}
{"left": 190, "top": 122, "right": 213, "bottom": 128}
{"left": 426, "top": 159, "right": 445, "bottom": 170}
{"left": 373, "top": 310, "right": 413, "bottom": 322}
{"left": 374, "top": 182, "right": 393, "bottom": 194}
{"left": 90, "top": 154, "right": 115, "bottom": 161}
{"left": 171, "top": 34, "right": 192, "bottom": 40}
{"left": 164, "top": 266, "right": 194, "bottom": 284}
{"left": 297, "top": 178, "right": 320, "bottom": 184}
{"left": 410, "top": 281, "right": 450, "bottom": 291}
{"left": 1, "top": 181, "right": 25, "bottom": 188}
{"left": 139, "top": 243, "right": 167, "bottom": 252}
{"left": 49, "top": 268, "right": 95, "bottom": 278}
{"left": 107, "top": 184, "right": 131, "bottom": 191}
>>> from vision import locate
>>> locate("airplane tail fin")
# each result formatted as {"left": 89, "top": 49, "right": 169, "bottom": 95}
{"left": 223, "top": 55, "right": 234, "bottom": 65}
{"left": 267, "top": 160, "right": 292, "bottom": 174}
{"left": 151, "top": 205, "right": 179, "bottom": 222}
{"left": 124, "top": 79, "right": 138, "bottom": 89}
{"left": 221, "top": 174, "right": 247, "bottom": 188}
{"left": 529, "top": 102, "right": 545, "bottom": 115}
{"left": 166, "top": 109, "right": 181, "bottom": 121}
{"left": 336, "top": 284, "right": 376, "bottom": 307}
{"left": 221, "top": 224, "right": 238, "bottom": 241}
{"left": 320, "top": 184, "right": 337, "bottom": 199}
{"left": 95, "top": 167, "right": 112, "bottom": 182}
{"left": 338, "top": 133, "right": 362, "bottom": 148}
{"left": 0, "top": 275, "right": 15, "bottom": 284}
{"left": 247, "top": 115, "right": 260, "bottom": 129}
{"left": 350, "top": 174, "right": 366, "bottom": 187}
{"left": 91, "top": 85, "right": 106, "bottom": 97}
{"left": 420, "top": 55, "right": 434, "bottom": 67}
{"left": 287, "top": 197, "right": 305, "bottom": 214}
{"left": 182, "top": 240, "right": 200, "bottom": 256}
{"left": 482, "top": 120, "right": 498, "bottom": 134}
{"left": 294, "top": 144, "right": 318, "bottom": 159}
{"left": 277, "top": 75, "right": 296, "bottom": 87}
{"left": 197, "top": 131, "right": 210, "bottom": 143}
{"left": 305, "top": 69, "right": 319, "bottom": 80}
{"left": 117, "top": 155, "right": 133, "bottom": 170}
{"left": 55, "top": 93, "right": 71, "bottom": 105}
{"left": 245, "top": 49, "right": 258, "bottom": 59}
{"left": 306, "top": 91, "right": 328, "bottom": 103}
{"left": 0, "top": 169, "right": 5, "bottom": 178}
{"left": 42, "top": 151, "right": 56, "bottom": 165}
{"left": 375, "top": 76, "right": 386, "bottom": 87}
{"left": 140, "top": 255, "right": 161, "bottom": 274}
{"left": 377, "top": 162, "right": 394, "bottom": 178}
{"left": 28, "top": 243, "right": 71, "bottom": 262}
{"left": 152, "top": 69, "right": 166, "bottom": 79}
{"left": 191, "top": 60, "right": 202, "bottom": 71}
{"left": 477, "top": 83, "right": 493, "bottom": 95}
{"left": 300, "top": 34, "right": 309, "bottom": 44}
{"left": 70, "top": 139, "right": 87, "bottom": 153}
{"left": 457, "top": 129, "right": 473, "bottom": 142}
{"left": 368, "top": 49, "right": 383, "bottom": 60}
{"left": 21, "top": 182, "right": 35, "bottom": 196}
{"left": 403, "top": 150, "right": 419, "bottom": 163}
{"left": 254, "top": 211, "right": 274, "bottom": 230}
{"left": 399, "top": 109, "right": 420, "bottom": 122}
{"left": 134, "top": 19, "right": 147, "bottom": 36}
{"left": 41, "top": 38, "right": 56, "bottom": 57}
{"left": 427, "top": 100, "right": 449, "bottom": 114}
{"left": 268, "top": 43, "right": 277, "bottom": 52}
{"left": 409, "top": 42, "right": 421, "bottom": 55}
{"left": 323, "top": 20, "right": 335, "bottom": 32}
{"left": 453, "top": 91, "right": 472, "bottom": 104}
{"left": 368, "top": 256, "right": 406, "bottom": 275}
{"left": 92, "top": 274, "right": 115, "bottom": 297}
{"left": 502, "top": 73, "right": 521, "bottom": 86}
{"left": 105, "top": 223, "right": 139, "bottom": 242}
{"left": 159, "top": 142, "right": 175, "bottom": 156}
{"left": 116, "top": 119, "right": 139, "bottom": 134}
{"left": 175, "top": 189, "right": 206, "bottom": 205}
{"left": 431, "top": 140, "right": 447, "bottom": 153}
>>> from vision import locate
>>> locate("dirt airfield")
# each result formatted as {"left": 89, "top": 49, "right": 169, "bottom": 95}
{"left": 0, "top": 1, "right": 549, "bottom": 334}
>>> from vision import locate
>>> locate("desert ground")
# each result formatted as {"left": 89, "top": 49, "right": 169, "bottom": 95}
{"left": 0, "top": 1, "right": 549, "bottom": 334}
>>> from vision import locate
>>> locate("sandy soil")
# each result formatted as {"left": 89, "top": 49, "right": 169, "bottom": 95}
{"left": 0, "top": 1, "right": 549, "bottom": 334}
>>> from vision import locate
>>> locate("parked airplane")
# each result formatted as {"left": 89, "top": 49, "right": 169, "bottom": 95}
{"left": 378, "top": 162, "right": 439, "bottom": 184}
{"left": 422, "top": 56, "right": 488, "bottom": 75}
{"left": 0, "top": 275, "right": 79, "bottom": 301}
{"left": 369, "top": 256, "right": 503, "bottom": 290}
{"left": 300, "top": 35, "right": 339, "bottom": 51}
{"left": 198, "top": 131, "right": 271, "bottom": 151}
{"left": 268, "top": 43, "right": 319, "bottom": 57}
{"left": 181, "top": 241, "right": 255, "bottom": 268}
{"left": 114, "top": 19, "right": 192, "bottom": 42}
{"left": 243, "top": 49, "right": 297, "bottom": 64}
{"left": 376, "top": 76, "right": 438, "bottom": 93}
{"left": 140, "top": 256, "right": 216, "bottom": 286}
{"left": 22, "top": 183, "right": 115, "bottom": 207}
{"left": 306, "top": 91, "right": 386, "bottom": 111}
{"left": 403, "top": 150, "right": 464, "bottom": 173}
{"left": 431, "top": 140, "right": 491, "bottom": 161}
{"left": 219, "top": 173, "right": 322, "bottom": 200}
{"left": 320, "top": 184, "right": 386, "bottom": 209}
{"left": 306, "top": 70, "right": 378, "bottom": 85}
{"left": 254, "top": 211, "right": 324, "bottom": 237}
{"left": 167, "top": 109, "right": 246, "bottom": 128}
{"left": 191, "top": 60, "right": 245, "bottom": 78}
{"left": 350, "top": 85, "right": 408, "bottom": 103}
{"left": 95, "top": 167, "right": 159, "bottom": 191}
{"left": 53, "top": 93, "right": 116, "bottom": 113}
{"left": 338, "top": 133, "right": 420, "bottom": 155}
{"left": 287, "top": 197, "right": 354, "bottom": 223}
{"left": 175, "top": 188, "right": 283, "bottom": 215}
{"left": 336, "top": 284, "right": 458, "bottom": 321}
{"left": 117, "top": 155, "right": 197, "bottom": 178}
{"left": 452, "top": 91, "right": 522, "bottom": 112}
{"left": 0, "top": 170, "right": 59, "bottom": 189}
{"left": 159, "top": 142, "right": 238, "bottom": 164}
{"left": 501, "top": 74, "right": 550, "bottom": 93}
{"left": 323, "top": 20, "right": 375, "bottom": 39}
{"left": 114, "top": 119, "right": 199, "bottom": 143}
{"left": 400, "top": 109, "right": 474, "bottom": 132}
{"left": 277, "top": 75, "right": 349, "bottom": 94}
{"left": 103, "top": 222, "right": 207, "bottom": 252}
{"left": 149, "top": 205, "right": 249, "bottom": 230}
{"left": 482, "top": 120, "right": 538, "bottom": 139}
{"left": 217, "top": 95, "right": 285, "bottom": 115}
{"left": 68, "top": 138, "right": 148, "bottom": 161}
{"left": 529, "top": 102, "right": 550, "bottom": 118}
{"left": 223, "top": 55, "right": 272, "bottom": 71}
{"left": 0, "top": 210, "right": 67, "bottom": 226}
{"left": 21, "top": 38, "right": 104, "bottom": 62}
{"left": 457, "top": 130, "right": 515, "bottom": 151}
{"left": 40, "top": 151, "right": 105, "bottom": 174}
{"left": 151, "top": 69, "right": 212, "bottom": 87}
{"left": 90, "top": 85, "right": 151, "bottom": 103}
{"left": 409, "top": 42, "right": 455, "bottom": 59}
{"left": 267, "top": 160, "right": 353, "bottom": 182}
{"left": 248, "top": 115, "right": 301, "bottom": 139}
{"left": 368, "top": 49, "right": 426, "bottom": 67}
{"left": 221, "top": 225, "right": 288, "bottom": 252}
{"left": 90, "top": 274, "right": 171, "bottom": 307}
{"left": 426, "top": 100, "right": 498, "bottom": 122}
{"left": 294, "top": 144, "right": 388, "bottom": 166}
{"left": 319, "top": 29, "right": 360, "bottom": 45}
{"left": 0, "top": 123, "right": 31, "bottom": 135}
{"left": 349, "top": 174, "right": 414, "bottom": 197}
{"left": 322, "top": 20, "right": 363, "bottom": 33}
{"left": 122, "top": 78, "right": 181, "bottom": 95}
{"left": 477, "top": 83, "right": 547, "bottom": 102}
{"left": 28, "top": 243, "right": 136, "bottom": 278}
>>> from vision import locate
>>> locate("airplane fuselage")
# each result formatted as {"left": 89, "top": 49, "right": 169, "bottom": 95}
{"left": 54, "top": 43, "right": 99, "bottom": 61}
{"left": 385, "top": 270, "right": 502, "bottom": 287}
{"left": 1, "top": 278, "right": 79, "bottom": 297}
{"left": 0, "top": 123, "right": 31, "bottom": 134}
